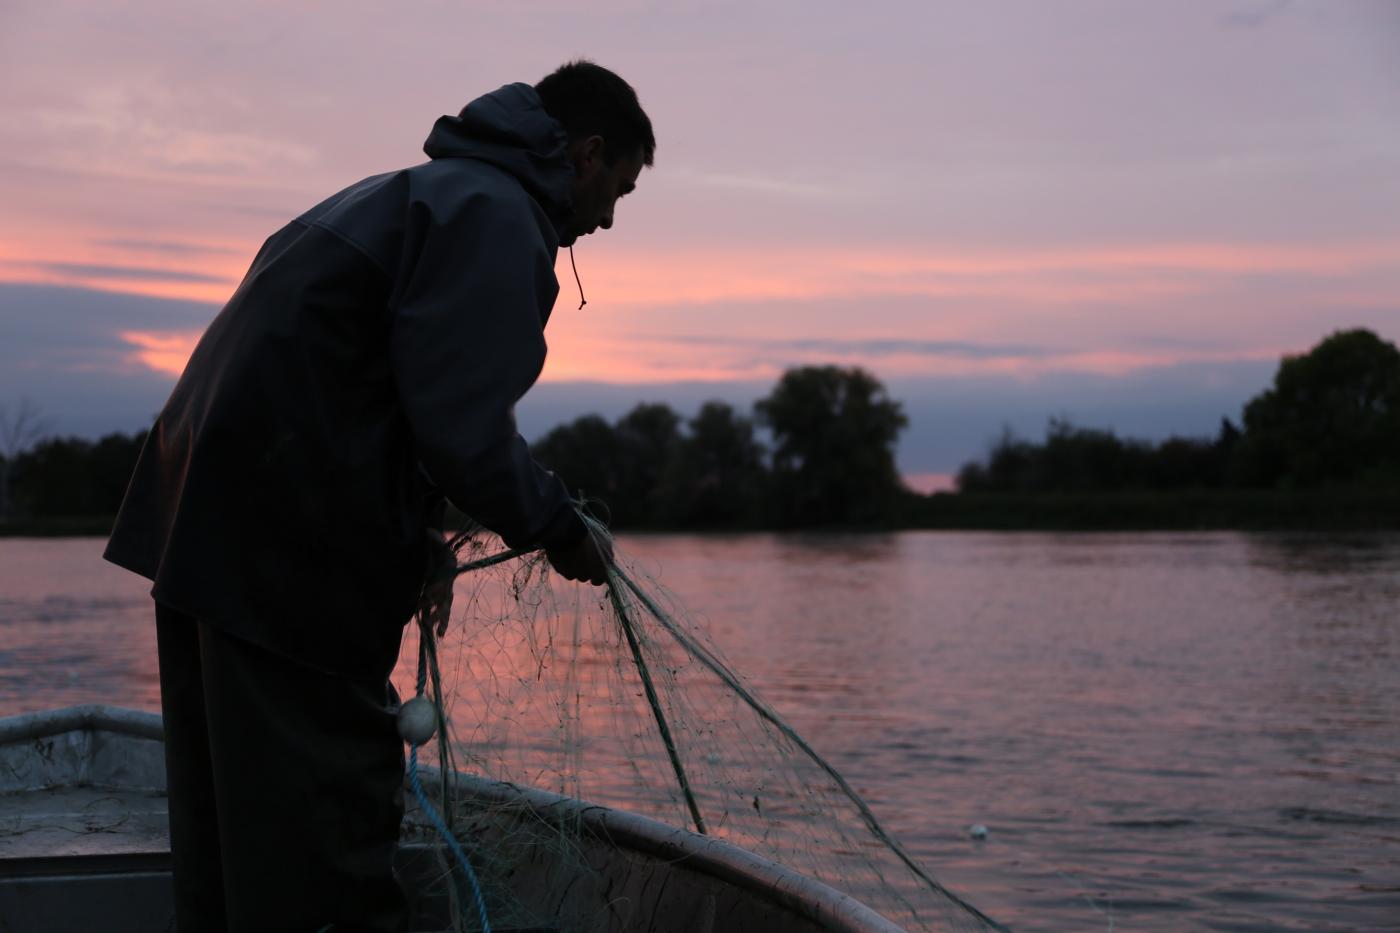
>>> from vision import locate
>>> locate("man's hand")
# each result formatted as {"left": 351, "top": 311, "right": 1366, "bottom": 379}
{"left": 546, "top": 532, "right": 613, "bottom": 586}
{"left": 420, "top": 530, "right": 457, "bottom": 637}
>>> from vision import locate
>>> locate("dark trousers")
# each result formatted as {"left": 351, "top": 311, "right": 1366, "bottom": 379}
{"left": 155, "top": 604, "right": 409, "bottom": 933}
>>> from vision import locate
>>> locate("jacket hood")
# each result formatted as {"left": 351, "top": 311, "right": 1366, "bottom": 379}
{"left": 423, "top": 83, "right": 574, "bottom": 226}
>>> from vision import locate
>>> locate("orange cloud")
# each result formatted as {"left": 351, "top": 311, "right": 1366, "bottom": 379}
{"left": 5, "top": 233, "right": 1393, "bottom": 384}
{"left": 109, "top": 316, "right": 1289, "bottom": 386}
{"left": 6, "top": 232, "right": 1393, "bottom": 311}
{"left": 566, "top": 239, "right": 1400, "bottom": 309}
{"left": 120, "top": 330, "right": 201, "bottom": 378}
{"left": 903, "top": 472, "right": 957, "bottom": 494}
{"left": 533, "top": 319, "right": 1295, "bottom": 385}
{"left": 0, "top": 229, "right": 245, "bottom": 304}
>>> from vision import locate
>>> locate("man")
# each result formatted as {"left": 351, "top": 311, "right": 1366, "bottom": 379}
{"left": 104, "top": 61, "right": 654, "bottom": 932}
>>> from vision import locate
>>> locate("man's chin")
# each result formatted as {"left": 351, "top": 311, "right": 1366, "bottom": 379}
{"left": 559, "top": 231, "right": 580, "bottom": 248}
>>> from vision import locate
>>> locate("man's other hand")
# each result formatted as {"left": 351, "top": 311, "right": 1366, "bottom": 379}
{"left": 546, "top": 532, "right": 613, "bottom": 586}
{"left": 421, "top": 530, "right": 457, "bottom": 637}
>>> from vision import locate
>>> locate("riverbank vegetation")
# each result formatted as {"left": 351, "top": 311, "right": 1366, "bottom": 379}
{"left": 3, "top": 329, "right": 1397, "bottom": 535}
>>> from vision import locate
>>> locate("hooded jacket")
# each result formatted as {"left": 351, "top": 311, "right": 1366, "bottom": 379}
{"left": 104, "top": 83, "right": 585, "bottom": 674}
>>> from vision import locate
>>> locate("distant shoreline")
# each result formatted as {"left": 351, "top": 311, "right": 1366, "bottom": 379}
{"left": 905, "top": 488, "right": 1400, "bottom": 532}
{"left": 4, "top": 489, "right": 1398, "bottom": 538}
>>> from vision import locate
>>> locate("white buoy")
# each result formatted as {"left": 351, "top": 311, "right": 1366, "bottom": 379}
{"left": 397, "top": 696, "right": 438, "bottom": 745}
{"left": 969, "top": 824, "right": 989, "bottom": 841}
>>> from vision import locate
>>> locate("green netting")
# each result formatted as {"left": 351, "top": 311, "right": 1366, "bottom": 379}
{"left": 401, "top": 519, "right": 1007, "bottom": 933}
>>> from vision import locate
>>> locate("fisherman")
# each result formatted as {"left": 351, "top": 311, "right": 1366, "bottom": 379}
{"left": 103, "top": 61, "right": 654, "bottom": 932}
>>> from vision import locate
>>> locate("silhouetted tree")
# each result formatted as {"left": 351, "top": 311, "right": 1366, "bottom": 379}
{"left": 90, "top": 430, "right": 149, "bottom": 512}
{"left": 531, "top": 414, "right": 623, "bottom": 516}
{"left": 1040, "top": 419, "right": 1143, "bottom": 490}
{"left": 755, "top": 365, "right": 907, "bottom": 525}
{"left": 9, "top": 429, "right": 146, "bottom": 518}
{"left": 958, "top": 417, "right": 1237, "bottom": 493}
{"left": 611, "top": 403, "right": 683, "bottom": 525}
{"left": 13, "top": 438, "right": 91, "bottom": 516}
{"left": 658, "top": 401, "right": 767, "bottom": 527}
{"left": 959, "top": 426, "right": 1035, "bottom": 492}
{"left": 0, "top": 398, "right": 50, "bottom": 520}
{"left": 1235, "top": 329, "right": 1400, "bottom": 487}
{"left": 529, "top": 404, "right": 684, "bottom": 527}
{"left": 1148, "top": 437, "right": 1219, "bottom": 489}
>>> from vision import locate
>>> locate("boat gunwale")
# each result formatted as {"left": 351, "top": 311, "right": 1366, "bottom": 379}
{"left": 0, "top": 704, "right": 165, "bottom": 745}
{"left": 0, "top": 706, "right": 906, "bottom": 933}
{"left": 444, "top": 774, "right": 906, "bottom": 933}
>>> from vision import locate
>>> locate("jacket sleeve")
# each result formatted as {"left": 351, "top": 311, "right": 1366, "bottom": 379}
{"left": 389, "top": 187, "right": 585, "bottom": 550}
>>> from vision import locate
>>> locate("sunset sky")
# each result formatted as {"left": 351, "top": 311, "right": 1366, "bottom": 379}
{"left": 1, "top": 0, "right": 1397, "bottom": 487}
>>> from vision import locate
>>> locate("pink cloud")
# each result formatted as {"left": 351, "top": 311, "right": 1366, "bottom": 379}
{"left": 4, "top": 235, "right": 1391, "bottom": 384}
{"left": 568, "top": 240, "right": 1400, "bottom": 310}
{"left": 120, "top": 330, "right": 201, "bottom": 378}
{"left": 902, "top": 472, "right": 957, "bottom": 495}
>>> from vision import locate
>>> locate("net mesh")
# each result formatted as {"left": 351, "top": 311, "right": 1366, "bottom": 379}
{"left": 399, "top": 521, "right": 1006, "bottom": 933}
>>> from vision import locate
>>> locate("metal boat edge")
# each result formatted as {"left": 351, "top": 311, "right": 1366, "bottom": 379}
{"left": 0, "top": 706, "right": 908, "bottom": 933}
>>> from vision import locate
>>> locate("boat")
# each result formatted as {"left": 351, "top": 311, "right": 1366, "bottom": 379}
{"left": 0, "top": 705, "right": 908, "bottom": 933}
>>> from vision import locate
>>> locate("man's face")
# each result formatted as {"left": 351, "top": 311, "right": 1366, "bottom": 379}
{"left": 564, "top": 136, "right": 643, "bottom": 246}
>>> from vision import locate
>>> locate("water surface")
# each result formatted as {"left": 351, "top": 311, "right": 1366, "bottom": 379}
{"left": 1, "top": 532, "right": 1396, "bottom": 931}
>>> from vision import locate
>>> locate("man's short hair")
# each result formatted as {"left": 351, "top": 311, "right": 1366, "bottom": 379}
{"left": 535, "top": 61, "right": 656, "bottom": 167}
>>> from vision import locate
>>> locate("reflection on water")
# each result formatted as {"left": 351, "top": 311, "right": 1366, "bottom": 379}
{"left": 1, "top": 532, "right": 1398, "bottom": 931}
{"left": 0, "top": 538, "right": 162, "bottom": 714}
{"left": 1246, "top": 532, "right": 1400, "bottom": 575}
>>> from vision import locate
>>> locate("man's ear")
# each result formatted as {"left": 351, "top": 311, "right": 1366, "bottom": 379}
{"left": 572, "top": 135, "right": 606, "bottom": 179}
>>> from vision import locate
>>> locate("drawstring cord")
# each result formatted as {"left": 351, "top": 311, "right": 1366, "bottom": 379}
{"left": 569, "top": 245, "right": 587, "bottom": 310}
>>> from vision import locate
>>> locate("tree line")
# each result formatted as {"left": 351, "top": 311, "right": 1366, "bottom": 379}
{"left": 957, "top": 329, "right": 1400, "bottom": 494}
{"left": 530, "top": 364, "right": 907, "bottom": 527}
{"left": 0, "top": 427, "right": 149, "bottom": 523}
{"left": 0, "top": 365, "right": 911, "bottom": 530}
{"left": 2, "top": 328, "right": 1396, "bottom": 531}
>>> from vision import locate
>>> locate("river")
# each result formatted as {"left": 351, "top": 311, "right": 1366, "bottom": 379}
{"left": 1, "top": 532, "right": 1396, "bottom": 931}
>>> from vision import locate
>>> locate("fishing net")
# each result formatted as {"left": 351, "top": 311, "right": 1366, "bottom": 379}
{"left": 398, "top": 517, "right": 1006, "bottom": 933}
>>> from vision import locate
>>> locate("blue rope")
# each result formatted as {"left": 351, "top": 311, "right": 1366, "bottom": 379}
{"left": 409, "top": 627, "right": 492, "bottom": 933}
{"left": 407, "top": 745, "right": 491, "bottom": 932}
